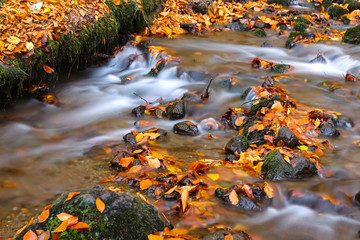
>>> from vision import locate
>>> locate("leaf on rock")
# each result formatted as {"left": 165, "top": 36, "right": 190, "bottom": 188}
{"left": 229, "top": 189, "right": 239, "bottom": 205}
{"left": 65, "top": 192, "right": 80, "bottom": 202}
{"left": 54, "top": 219, "right": 69, "bottom": 233}
{"left": 70, "top": 222, "right": 90, "bottom": 230}
{"left": 37, "top": 209, "right": 50, "bottom": 223}
{"left": 181, "top": 187, "right": 189, "bottom": 212}
{"left": 148, "top": 234, "right": 164, "bottom": 240}
{"left": 96, "top": 198, "right": 105, "bottom": 213}
{"left": 57, "top": 213, "right": 74, "bottom": 221}
{"left": 137, "top": 192, "right": 150, "bottom": 204}
{"left": 23, "top": 230, "right": 38, "bottom": 240}
{"left": 43, "top": 65, "right": 54, "bottom": 73}
{"left": 225, "top": 234, "right": 234, "bottom": 240}
{"left": 235, "top": 116, "right": 246, "bottom": 126}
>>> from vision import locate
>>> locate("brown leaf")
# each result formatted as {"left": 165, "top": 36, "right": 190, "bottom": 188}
{"left": 43, "top": 65, "right": 54, "bottom": 73}
{"left": 23, "top": 230, "right": 38, "bottom": 240}
{"left": 65, "top": 192, "right": 80, "bottom": 202}
{"left": 96, "top": 198, "right": 105, "bottom": 213}
{"left": 37, "top": 209, "right": 50, "bottom": 223}
{"left": 181, "top": 187, "right": 189, "bottom": 212}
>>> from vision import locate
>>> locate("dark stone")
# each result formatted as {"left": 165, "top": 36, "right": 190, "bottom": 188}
{"left": 187, "top": 70, "right": 212, "bottom": 81}
{"left": 264, "top": 6, "right": 275, "bottom": 13}
{"left": 14, "top": 186, "right": 164, "bottom": 240}
{"left": 327, "top": 5, "right": 349, "bottom": 19}
{"left": 110, "top": 151, "right": 131, "bottom": 167}
{"left": 201, "top": 230, "right": 248, "bottom": 240}
{"left": 267, "top": 0, "right": 290, "bottom": 6}
{"left": 173, "top": 121, "right": 199, "bottom": 135}
{"left": 225, "top": 134, "right": 250, "bottom": 155}
{"left": 269, "top": 64, "right": 291, "bottom": 73}
{"left": 275, "top": 127, "right": 299, "bottom": 148}
{"left": 180, "top": 23, "right": 196, "bottom": 32}
{"left": 188, "top": 0, "right": 209, "bottom": 14}
{"left": 336, "top": 115, "right": 354, "bottom": 128}
{"left": 123, "top": 132, "right": 137, "bottom": 146}
{"left": 131, "top": 105, "right": 146, "bottom": 117}
{"left": 261, "top": 41, "right": 273, "bottom": 47}
{"left": 254, "top": 22, "right": 265, "bottom": 29}
{"left": 278, "top": 23, "right": 288, "bottom": 30}
{"left": 343, "top": 25, "right": 360, "bottom": 44}
{"left": 310, "top": 53, "right": 326, "bottom": 64}
{"left": 225, "top": 23, "right": 249, "bottom": 31}
{"left": 166, "top": 100, "right": 186, "bottom": 120}
{"left": 253, "top": 29, "right": 267, "bottom": 37}
{"left": 261, "top": 150, "right": 317, "bottom": 181}
{"left": 319, "top": 123, "right": 340, "bottom": 137}
{"left": 353, "top": 192, "right": 360, "bottom": 207}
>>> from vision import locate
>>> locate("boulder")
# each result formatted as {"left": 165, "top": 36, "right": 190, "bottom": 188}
{"left": 166, "top": 100, "right": 186, "bottom": 120}
{"left": 173, "top": 121, "right": 199, "bottom": 135}
{"left": 15, "top": 186, "right": 164, "bottom": 240}
{"left": 225, "top": 134, "right": 250, "bottom": 155}
{"left": 275, "top": 127, "right": 299, "bottom": 148}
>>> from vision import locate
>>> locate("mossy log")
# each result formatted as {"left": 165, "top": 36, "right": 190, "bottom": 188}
{"left": 0, "top": 0, "right": 163, "bottom": 105}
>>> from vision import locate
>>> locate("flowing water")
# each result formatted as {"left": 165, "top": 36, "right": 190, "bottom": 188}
{"left": 1, "top": 29, "right": 360, "bottom": 239}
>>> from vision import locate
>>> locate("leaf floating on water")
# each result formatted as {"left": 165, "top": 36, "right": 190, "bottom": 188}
{"left": 37, "top": 209, "right": 50, "bottom": 223}
{"left": 65, "top": 192, "right": 80, "bottom": 202}
{"left": 43, "top": 65, "right": 54, "bottom": 73}
{"left": 96, "top": 198, "right": 105, "bottom": 213}
{"left": 23, "top": 230, "right": 38, "bottom": 240}
{"left": 229, "top": 189, "right": 239, "bottom": 205}
{"left": 207, "top": 173, "right": 219, "bottom": 181}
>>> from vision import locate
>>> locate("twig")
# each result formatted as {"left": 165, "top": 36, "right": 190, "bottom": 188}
{"left": 133, "top": 92, "right": 148, "bottom": 103}
{"left": 200, "top": 77, "right": 213, "bottom": 101}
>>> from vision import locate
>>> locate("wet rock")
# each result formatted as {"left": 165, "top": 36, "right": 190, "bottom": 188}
{"left": 288, "top": 16, "right": 311, "bottom": 24}
{"left": 327, "top": 5, "right": 349, "bottom": 19}
{"left": 269, "top": 64, "right": 292, "bottom": 73}
{"left": 225, "top": 22, "right": 249, "bottom": 31}
{"left": 199, "top": 118, "right": 220, "bottom": 131}
{"left": 319, "top": 123, "right": 340, "bottom": 137}
{"left": 343, "top": 25, "right": 360, "bottom": 45}
{"left": 254, "top": 22, "right": 265, "bottom": 29}
{"left": 275, "top": 127, "right": 299, "bottom": 148}
{"left": 293, "top": 22, "right": 307, "bottom": 32}
{"left": 214, "top": 78, "right": 242, "bottom": 92}
{"left": 261, "top": 41, "right": 273, "bottom": 47}
{"left": 285, "top": 32, "right": 312, "bottom": 48}
{"left": 336, "top": 114, "right": 354, "bottom": 128}
{"left": 14, "top": 186, "right": 164, "bottom": 240}
{"left": 310, "top": 53, "right": 326, "bottom": 64}
{"left": 253, "top": 29, "right": 267, "bottom": 37}
{"left": 264, "top": 6, "right": 275, "bottom": 13}
{"left": 249, "top": 95, "right": 282, "bottom": 115}
{"left": 225, "top": 134, "right": 250, "bottom": 155}
{"left": 201, "top": 230, "right": 249, "bottom": 240}
{"left": 110, "top": 151, "right": 131, "bottom": 167}
{"left": 187, "top": 70, "right": 212, "bottom": 81}
{"left": 173, "top": 121, "right": 199, "bottom": 135}
{"left": 267, "top": 0, "right": 290, "bottom": 6}
{"left": 353, "top": 192, "right": 360, "bottom": 207}
{"left": 166, "top": 100, "right": 186, "bottom": 120}
{"left": 180, "top": 23, "right": 196, "bottom": 32}
{"left": 262, "top": 76, "right": 276, "bottom": 87}
{"left": 123, "top": 132, "right": 138, "bottom": 147}
{"left": 261, "top": 150, "right": 317, "bottom": 181}
{"left": 131, "top": 105, "right": 146, "bottom": 117}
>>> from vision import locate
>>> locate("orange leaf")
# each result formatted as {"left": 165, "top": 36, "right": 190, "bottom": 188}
{"left": 225, "top": 234, "right": 234, "bottom": 240}
{"left": 147, "top": 157, "right": 161, "bottom": 168}
{"left": 65, "top": 192, "right": 80, "bottom": 202}
{"left": 119, "top": 157, "right": 134, "bottom": 168}
{"left": 140, "top": 179, "right": 153, "bottom": 190}
{"left": 181, "top": 187, "right": 189, "bottom": 212}
{"left": 37, "top": 230, "right": 50, "bottom": 240}
{"left": 43, "top": 65, "right": 54, "bottom": 73}
{"left": 229, "top": 189, "right": 239, "bottom": 205}
{"left": 38, "top": 209, "right": 50, "bottom": 223}
{"left": 137, "top": 192, "right": 150, "bottom": 204}
{"left": 54, "top": 219, "right": 69, "bottom": 233}
{"left": 70, "top": 222, "right": 90, "bottom": 230}
{"left": 96, "top": 198, "right": 105, "bottom": 213}
{"left": 114, "top": 0, "right": 121, "bottom": 5}
{"left": 57, "top": 213, "right": 74, "bottom": 221}
{"left": 67, "top": 216, "right": 79, "bottom": 227}
{"left": 315, "top": 148, "right": 324, "bottom": 156}
{"left": 235, "top": 116, "right": 246, "bottom": 126}
{"left": 23, "top": 230, "right": 37, "bottom": 240}
{"left": 148, "top": 234, "right": 164, "bottom": 240}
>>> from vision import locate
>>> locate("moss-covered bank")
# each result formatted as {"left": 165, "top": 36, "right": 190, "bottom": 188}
{"left": 0, "top": 0, "right": 162, "bottom": 105}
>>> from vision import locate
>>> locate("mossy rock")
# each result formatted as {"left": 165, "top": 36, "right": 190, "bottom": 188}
{"left": 327, "top": 5, "right": 349, "bottom": 19}
{"left": 253, "top": 29, "right": 267, "bottom": 37}
{"left": 344, "top": 0, "right": 360, "bottom": 12}
{"left": 285, "top": 31, "right": 311, "bottom": 48}
{"left": 322, "top": 0, "right": 333, "bottom": 10}
{"left": 225, "top": 134, "right": 250, "bottom": 155}
{"left": 293, "top": 22, "right": 307, "bottom": 32}
{"left": 343, "top": 25, "right": 360, "bottom": 44}
{"left": 14, "top": 186, "right": 164, "bottom": 240}
{"left": 261, "top": 150, "right": 317, "bottom": 181}
{"left": 269, "top": 64, "right": 292, "bottom": 73}
{"left": 288, "top": 16, "right": 311, "bottom": 25}
{"left": 267, "top": 0, "right": 290, "bottom": 6}
{"left": 249, "top": 95, "right": 282, "bottom": 116}
{"left": 341, "top": 16, "right": 350, "bottom": 25}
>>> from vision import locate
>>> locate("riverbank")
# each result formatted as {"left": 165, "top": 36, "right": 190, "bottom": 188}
{"left": 0, "top": 0, "right": 162, "bottom": 105}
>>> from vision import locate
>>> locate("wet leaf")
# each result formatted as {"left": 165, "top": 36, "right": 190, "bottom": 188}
{"left": 140, "top": 179, "right": 153, "bottom": 190}
{"left": 235, "top": 116, "right": 246, "bottom": 126}
{"left": 43, "top": 65, "right": 54, "bottom": 73}
{"left": 148, "top": 234, "right": 164, "bottom": 240}
{"left": 137, "top": 192, "right": 150, "bottom": 204}
{"left": 224, "top": 234, "right": 234, "bottom": 240}
{"left": 57, "top": 213, "right": 74, "bottom": 221}
{"left": 54, "top": 219, "right": 69, "bottom": 233}
{"left": 23, "top": 230, "right": 38, "bottom": 240}
{"left": 147, "top": 157, "right": 161, "bottom": 168}
{"left": 70, "top": 222, "right": 90, "bottom": 230}
{"left": 96, "top": 198, "right": 105, "bottom": 213}
{"left": 37, "top": 209, "right": 50, "bottom": 223}
{"left": 207, "top": 173, "right": 219, "bottom": 181}
{"left": 229, "top": 189, "right": 239, "bottom": 205}
{"left": 298, "top": 145, "right": 308, "bottom": 151}
{"left": 37, "top": 230, "right": 50, "bottom": 240}
{"left": 181, "top": 187, "right": 189, "bottom": 212}
{"left": 65, "top": 192, "right": 80, "bottom": 202}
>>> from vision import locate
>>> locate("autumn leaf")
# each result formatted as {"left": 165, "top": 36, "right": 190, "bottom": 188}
{"left": 148, "top": 234, "right": 164, "bottom": 240}
{"left": 137, "top": 192, "right": 150, "bottom": 204}
{"left": 70, "top": 222, "right": 90, "bottom": 230}
{"left": 207, "top": 173, "right": 219, "bottom": 181}
{"left": 224, "top": 234, "right": 234, "bottom": 240}
{"left": 235, "top": 116, "right": 246, "bottom": 126}
{"left": 65, "top": 192, "right": 80, "bottom": 202}
{"left": 181, "top": 187, "right": 189, "bottom": 212}
{"left": 229, "top": 189, "right": 239, "bottom": 205}
{"left": 37, "top": 209, "right": 50, "bottom": 223}
{"left": 140, "top": 179, "right": 153, "bottom": 190}
{"left": 114, "top": 0, "right": 121, "bottom": 5}
{"left": 147, "top": 157, "right": 161, "bottom": 168}
{"left": 54, "top": 219, "right": 69, "bottom": 233}
{"left": 23, "top": 230, "right": 38, "bottom": 240}
{"left": 57, "top": 213, "right": 74, "bottom": 221}
{"left": 96, "top": 198, "right": 105, "bottom": 213}
{"left": 43, "top": 65, "right": 55, "bottom": 73}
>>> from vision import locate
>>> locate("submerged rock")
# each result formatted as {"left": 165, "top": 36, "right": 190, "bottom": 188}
{"left": 132, "top": 105, "right": 146, "bottom": 117}
{"left": 253, "top": 29, "right": 267, "bottom": 37}
{"left": 173, "top": 121, "right": 199, "bottom": 135}
{"left": 319, "top": 123, "right": 340, "bottom": 137}
{"left": 336, "top": 114, "right": 354, "bottom": 128}
{"left": 261, "top": 150, "right": 317, "bottom": 181}
{"left": 14, "top": 186, "right": 164, "bottom": 240}
{"left": 225, "top": 22, "right": 249, "bottom": 31}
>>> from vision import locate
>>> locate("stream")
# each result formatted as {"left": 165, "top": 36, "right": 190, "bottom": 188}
{"left": 1, "top": 28, "right": 360, "bottom": 239}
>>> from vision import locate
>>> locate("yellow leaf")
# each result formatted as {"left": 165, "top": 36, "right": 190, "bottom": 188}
{"left": 42, "top": 7, "right": 51, "bottom": 14}
{"left": 148, "top": 234, "right": 164, "bottom": 240}
{"left": 26, "top": 42, "right": 34, "bottom": 51}
{"left": 314, "top": 118, "right": 321, "bottom": 128}
{"left": 96, "top": 198, "right": 105, "bottom": 213}
{"left": 263, "top": 182, "right": 274, "bottom": 198}
{"left": 166, "top": 164, "right": 182, "bottom": 172}
{"left": 207, "top": 173, "right": 219, "bottom": 181}
{"left": 298, "top": 145, "right": 308, "bottom": 151}
{"left": 140, "top": 179, "right": 153, "bottom": 190}
{"left": 144, "top": 132, "right": 160, "bottom": 140}
{"left": 7, "top": 36, "right": 21, "bottom": 45}
{"left": 235, "top": 116, "right": 246, "bottom": 126}
{"left": 147, "top": 156, "right": 161, "bottom": 168}
{"left": 229, "top": 189, "right": 239, "bottom": 205}
{"left": 136, "top": 132, "right": 144, "bottom": 142}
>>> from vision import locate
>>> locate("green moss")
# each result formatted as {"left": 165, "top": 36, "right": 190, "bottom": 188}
{"left": 269, "top": 64, "right": 291, "bottom": 73}
{"left": 288, "top": 16, "right": 311, "bottom": 24}
{"left": 240, "top": 87, "right": 252, "bottom": 100}
{"left": 344, "top": 0, "right": 360, "bottom": 12}
{"left": 341, "top": 16, "right": 350, "bottom": 25}
{"left": 327, "top": 5, "right": 349, "bottom": 18}
{"left": 293, "top": 22, "right": 307, "bottom": 32}
{"left": 343, "top": 25, "right": 360, "bottom": 44}
{"left": 285, "top": 31, "right": 310, "bottom": 48}
{"left": 267, "top": 0, "right": 290, "bottom": 6}
{"left": 254, "top": 29, "right": 267, "bottom": 37}
{"left": 249, "top": 95, "right": 282, "bottom": 115}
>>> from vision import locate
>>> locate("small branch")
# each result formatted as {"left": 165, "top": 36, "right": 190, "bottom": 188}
{"left": 133, "top": 92, "right": 149, "bottom": 103}
{"left": 200, "top": 77, "right": 213, "bottom": 101}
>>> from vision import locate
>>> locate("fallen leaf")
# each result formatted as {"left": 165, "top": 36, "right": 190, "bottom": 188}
{"left": 181, "top": 187, "right": 189, "bottom": 212}
{"left": 147, "top": 157, "right": 161, "bottom": 168}
{"left": 207, "top": 173, "right": 219, "bottom": 181}
{"left": 229, "top": 189, "right": 239, "bottom": 205}
{"left": 148, "top": 234, "right": 164, "bottom": 240}
{"left": 137, "top": 192, "right": 150, "bottom": 204}
{"left": 235, "top": 116, "right": 246, "bottom": 126}
{"left": 43, "top": 65, "right": 54, "bottom": 73}
{"left": 224, "top": 234, "right": 234, "bottom": 240}
{"left": 140, "top": 179, "right": 153, "bottom": 190}
{"left": 57, "top": 213, "right": 74, "bottom": 221}
{"left": 38, "top": 209, "right": 50, "bottom": 223}
{"left": 54, "top": 219, "right": 69, "bottom": 233}
{"left": 65, "top": 192, "right": 81, "bottom": 202}
{"left": 23, "top": 230, "right": 38, "bottom": 240}
{"left": 70, "top": 222, "right": 90, "bottom": 230}
{"left": 96, "top": 198, "right": 105, "bottom": 213}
